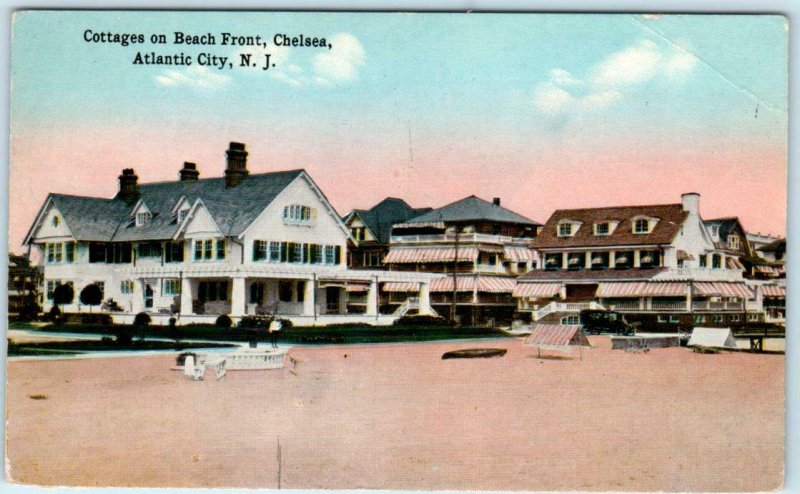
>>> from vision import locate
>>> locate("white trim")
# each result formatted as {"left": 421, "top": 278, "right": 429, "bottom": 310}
{"left": 23, "top": 197, "right": 76, "bottom": 245}
{"left": 173, "top": 198, "right": 224, "bottom": 239}
{"left": 170, "top": 195, "right": 189, "bottom": 216}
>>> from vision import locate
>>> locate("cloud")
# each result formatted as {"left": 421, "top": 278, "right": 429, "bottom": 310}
{"left": 154, "top": 65, "right": 230, "bottom": 91}
{"left": 312, "top": 33, "right": 366, "bottom": 84}
{"left": 532, "top": 38, "right": 697, "bottom": 116}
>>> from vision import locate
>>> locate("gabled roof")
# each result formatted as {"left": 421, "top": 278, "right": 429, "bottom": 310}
{"left": 347, "top": 197, "right": 432, "bottom": 244}
{"left": 758, "top": 238, "right": 786, "bottom": 253}
{"left": 704, "top": 217, "right": 744, "bottom": 242}
{"left": 532, "top": 204, "right": 688, "bottom": 249}
{"left": 27, "top": 170, "right": 305, "bottom": 243}
{"left": 402, "top": 195, "right": 540, "bottom": 227}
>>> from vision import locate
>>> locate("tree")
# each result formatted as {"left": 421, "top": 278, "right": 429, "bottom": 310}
{"left": 79, "top": 284, "right": 103, "bottom": 312}
{"left": 53, "top": 283, "right": 74, "bottom": 309}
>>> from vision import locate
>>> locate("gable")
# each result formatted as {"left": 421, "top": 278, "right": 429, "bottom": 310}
{"left": 29, "top": 201, "right": 74, "bottom": 242}
{"left": 182, "top": 202, "right": 222, "bottom": 238}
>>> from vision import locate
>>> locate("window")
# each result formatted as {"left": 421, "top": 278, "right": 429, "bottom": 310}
{"left": 136, "top": 211, "right": 151, "bottom": 227}
{"left": 94, "top": 282, "right": 105, "bottom": 300}
{"left": 693, "top": 315, "right": 706, "bottom": 324}
{"left": 197, "top": 281, "right": 228, "bottom": 303}
{"left": 52, "top": 215, "right": 60, "bottom": 227}
{"left": 137, "top": 242, "right": 162, "bottom": 258}
{"left": 164, "top": 242, "right": 184, "bottom": 263}
{"left": 45, "top": 242, "right": 74, "bottom": 264}
{"left": 163, "top": 279, "right": 180, "bottom": 296}
{"left": 710, "top": 225, "right": 719, "bottom": 237}
{"left": 270, "top": 241, "right": 281, "bottom": 262}
{"left": 65, "top": 243, "right": 75, "bottom": 263}
{"left": 178, "top": 209, "right": 189, "bottom": 223}
{"left": 310, "top": 244, "right": 322, "bottom": 264}
{"left": 544, "top": 253, "right": 561, "bottom": 270}
{"left": 120, "top": 280, "right": 135, "bottom": 294}
{"left": 558, "top": 222, "right": 573, "bottom": 237}
{"left": 278, "top": 281, "right": 293, "bottom": 302}
{"left": 283, "top": 204, "right": 315, "bottom": 224}
{"left": 634, "top": 219, "right": 650, "bottom": 234}
{"left": 712, "top": 254, "right": 722, "bottom": 269}
{"left": 669, "top": 315, "right": 680, "bottom": 323}
{"left": 89, "top": 242, "right": 106, "bottom": 263}
{"left": 561, "top": 315, "right": 579, "bottom": 325}
{"left": 728, "top": 235, "right": 740, "bottom": 250}
{"left": 193, "top": 239, "right": 222, "bottom": 261}
{"left": 289, "top": 242, "right": 303, "bottom": 263}
{"left": 253, "top": 240, "right": 268, "bottom": 261}
{"left": 250, "top": 282, "right": 265, "bottom": 304}
{"left": 712, "top": 314, "right": 724, "bottom": 323}
{"left": 45, "top": 280, "right": 73, "bottom": 301}
{"left": 657, "top": 315, "right": 667, "bottom": 323}
{"left": 594, "top": 223, "right": 610, "bottom": 236}
{"left": 699, "top": 255, "right": 707, "bottom": 268}
{"left": 324, "top": 245, "right": 337, "bottom": 264}
{"left": 730, "top": 314, "right": 740, "bottom": 322}
{"left": 747, "top": 313, "right": 759, "bottom": 322}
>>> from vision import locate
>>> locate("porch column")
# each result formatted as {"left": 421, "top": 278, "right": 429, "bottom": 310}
{"left": 584, "top": 251, "right": 592, "bottom": 269}
{"left": 231, "top": 276, "right": 246, "bottom": 317}
{"left": 561, "top": 252, "right": 568, "bottom": 269}
{"left": 180, "top": 277, "right": 193, "bottom": 315}
{"left": 685, "top": 282, "right": 692, "bottom": 311}
{"left": 303, "top": 279, "right": 315, "bottom": 316}
{"left": 366, "top": 279, "right": 378, "bottom": 316}
{"left": 418, "top": 281, "right": 432, "bottom": 316}
{"left": 131, "top": 279, "right": 145, "bottom": 313}
{"left": 609, "top": 251, "right": 616, "bottom": 269}
{"left": 633, "top": 250, "right": 641, "bottom": 268}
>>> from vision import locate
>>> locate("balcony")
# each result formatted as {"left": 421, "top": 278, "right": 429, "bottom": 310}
{"left": 692, "top": 300, "right": 744, "bottom": 311}
{"left": 390, "top": 233, "right": 528, "bottom": 245}
{"left": 654, "top": 268, "right": 743, "bottom": 282}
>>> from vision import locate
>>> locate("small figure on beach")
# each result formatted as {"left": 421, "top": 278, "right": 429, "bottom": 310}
{"left": 269, "top": 319, "right": 282, "bottom": 349}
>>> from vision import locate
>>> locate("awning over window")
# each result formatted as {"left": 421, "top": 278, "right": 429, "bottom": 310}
{"left": 477, "top": 277, "right": 517, "bottom": 293}
{"left": 384, "top": 247, "right": 479, "bottom": 264}
{"left": 597, "top": 282, "right": 687, "bottom": 298}
{"left": 726, "top": 257, "right": 744, "bottom": 270}
{"left": 677, "top": 250, "right": 695, "bottom": 261}
{"left": 693, "top": 282, "right": 753, "bottom": 298}
{"left": 430, "top": 277, "right": 476, "bottom": 292}
{"left": 513, "top": 282, "right": 561, "bottom": 298}
{"left": 503, "top": 247, "right": 534, "bottom": 262}
{"left": 756, "top": 265, "right": 785, "bottom": 275}
{"left": 382, "top": 282, "right": 420, "bottom": 292}
{"left": 346, "top": 283, "right": 370, "bottom": 293}
{"left": 762, "top": 285, "right": 786, "bottom": 297}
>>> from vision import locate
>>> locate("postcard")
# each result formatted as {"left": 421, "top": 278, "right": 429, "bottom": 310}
{"left": 6, "top": 10, "right": 787, "bottom": 491}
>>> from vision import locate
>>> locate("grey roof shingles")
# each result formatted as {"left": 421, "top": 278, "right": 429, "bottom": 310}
{"left": 403, "top": 195, "right": 540, "bottom": 226}
{"left": 40, "top": 170, "right": 304, "bottom": 243}
{"left": 350, "top": 198, "right": 432, "bottom": 244}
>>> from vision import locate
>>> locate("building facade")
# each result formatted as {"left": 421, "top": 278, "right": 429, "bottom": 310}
{"left": 382, "top": 195, "right": 541, "bottom": 324}
{"left": 24, "top": 143, "right": 440, "bottom": 326}
{"left": 514, "top": 193, "right": 785, "bottom": 329}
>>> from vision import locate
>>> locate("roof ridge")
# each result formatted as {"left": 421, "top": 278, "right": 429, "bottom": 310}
{"left": 552, "top": 203, "right": 683, "bottom": 213}
{"left": 138, "top": 168, "right": 305, "bottom": 187}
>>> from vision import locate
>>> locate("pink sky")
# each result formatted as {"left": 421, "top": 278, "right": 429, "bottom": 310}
{"left": 9, "top": 124, "right": 786, "bottom": 254}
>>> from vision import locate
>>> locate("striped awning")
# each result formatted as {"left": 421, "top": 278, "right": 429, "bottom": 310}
{"left": 677, "top": 250, "right": 695, "bottom": 261}
{"left": 727, "top": 257, "right": 745, "bottom": 270}
{"left": 523, "top": 325, "right": 590, "bottom": 348}
{"left": 346, "top": 283, "right": 370, "bottom": 293}
{"left": 513, "top": 282, "right": 561, "bottom": 298}
{"left": 477, "top": 277, "right": 517, "bottom": 293}
{"left": 384, "top": 247, "right": 479, "bottom": 264}
{"left": 430, "top": 277, "right": 476, "bottom": 292}
{"left": 762, "top": 285, "right": 786, "bottom": 297}
{"left": 597, "top": 282, "right": 687, "bottom": 298}
{"left": 693, "top": 282, "right": 753, "bottom": 298}
{"left": 503, "top": 247, "right": 535, "bottom": 262}
{"left": 756, "top": 265, "right": 785, "bottom": 275}
{"left": 382, "top": 282, "right": 420, "bottom": 292}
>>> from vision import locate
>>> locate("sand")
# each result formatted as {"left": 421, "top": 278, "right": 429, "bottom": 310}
{"left": 6, "top": 337, "right": 784, "bottom": 491}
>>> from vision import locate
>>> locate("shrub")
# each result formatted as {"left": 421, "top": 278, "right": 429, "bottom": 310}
{"left": 275, "top": 317, "right": 293, "bottom": 330}
{"left": 79, "top": 284, "right": 103, "bottom": 311}
{"left": 115, "top": 327, "right": 133, "bottom": 345}
{"left": 47, "top": 305, "right": 62, "bottom": 323}
{"left": 133, "top": 312, "right": 151, "bottom": 327}
{"left": 79, "top": 313, "right": 113, "bottom": 325}
{"left": 237, "top": 315, "right": 270, "bottom": 329}
{"left": 215, "top": 314, "right": 233, "bottom": 329}
{"left": 394, "top": 314, "right": 454, "bottom": 327}
{"left": 52, "top": 284, "right": 74, "bottom": 307}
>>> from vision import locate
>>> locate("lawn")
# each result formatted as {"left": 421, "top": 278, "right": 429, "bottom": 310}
{"left": 7, "top": 339, "right": 236, "bottom": 357}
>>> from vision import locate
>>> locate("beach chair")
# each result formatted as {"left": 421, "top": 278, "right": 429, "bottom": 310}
{"left": 183, "top": 355, "right": 205, "bottom": 381}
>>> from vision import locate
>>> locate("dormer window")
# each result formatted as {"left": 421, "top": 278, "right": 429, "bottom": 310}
{"left": 558, "top": 220, "right": 581, "bottom": 237}
{"left": 632, "top": 217, "right": 657, "bottom": 234}
{"left": 178, "top": 208, "right": 189, "bottom": 223}
{"left": 136, "top": 211, "right": 151, "bottom": 227}
{"left": 728, "top": 235, "right": 740, "bottom": 250}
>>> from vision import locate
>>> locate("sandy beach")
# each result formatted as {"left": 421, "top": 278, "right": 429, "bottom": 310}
{"left": 6, "top": 337, "right": 784, "bottom": 491}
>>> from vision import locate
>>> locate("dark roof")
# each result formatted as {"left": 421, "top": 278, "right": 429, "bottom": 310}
{"left": 35, "top": 170, "right": 304, "bottom": 243}
{"left": 704, "top": 217, "right": 744, "bottom": 245}
{"left": 757, "top": 239, "right": 786, "bottom": 253}
{"left": 518, "top": 267, "right": 668, "bottom": 282}
{"left": 403, "top": 195, "right": 540, "bottom": 226}
{"left": 531, "top": 204, "right": 688, "bottom": 249}
{"left": 348, "top": 198, "right": 432, "bottom": 244}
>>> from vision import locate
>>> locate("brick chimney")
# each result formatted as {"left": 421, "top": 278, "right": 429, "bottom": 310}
{"left": 224, "top": 142, "right": 249, "bottom": 188}
{"left": 493, "top": 197, "right": 501, "bottom": 206}
{"left": 180, "top": 162, "right": 199, "bottom": 181}
{"left": 117, "top": 168, "right": 139, "bottom": 205}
